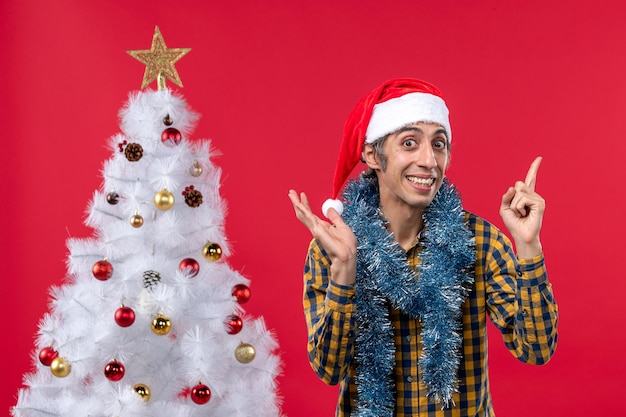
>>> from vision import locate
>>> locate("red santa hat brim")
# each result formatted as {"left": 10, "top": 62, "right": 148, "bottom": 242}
{"left": 365, "top": 92, "right": 451, "bottom": 144}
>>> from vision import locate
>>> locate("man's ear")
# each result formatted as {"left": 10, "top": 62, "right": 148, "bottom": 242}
{"left": 362, "top": 143, "right": 381, "bottom": 170}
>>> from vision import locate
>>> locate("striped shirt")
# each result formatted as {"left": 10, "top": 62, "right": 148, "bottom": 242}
{"left": 303, "top": 212, "right": 558, "bottom": 416}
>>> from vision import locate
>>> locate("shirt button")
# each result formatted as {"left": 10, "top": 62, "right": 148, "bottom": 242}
{"left": 350, "top": 295, "right": 357, "bottom": 301}
{"left": 406, "top": 335, "right": 412, "bottom": 342}
{"left": 517, "top": 269, "right": 523, "bottom": 277}
{"left": 347, "top": 331, "right": 354, "bottom": 338}
{"left": 522, "top": 309, "right": 528, "bottom": 317}
{"left": 406, "top": 375, "right": 414, "bottom": 383}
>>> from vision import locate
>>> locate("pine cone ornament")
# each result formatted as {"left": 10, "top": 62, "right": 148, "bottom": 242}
{"left": 124, "top": 143, "right": 144, "bottom": 162}
{"left": 183, "top": 186, "right": 203, "bottom": 208}
{"left": 143, "top": 270, "right": 161, "bottom": 288}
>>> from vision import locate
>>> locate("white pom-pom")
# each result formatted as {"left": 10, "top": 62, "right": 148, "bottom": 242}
{"left": 322, "top": 198, "right": 344, "bottom": 218}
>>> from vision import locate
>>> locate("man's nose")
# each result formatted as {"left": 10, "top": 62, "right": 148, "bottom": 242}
{"left": 415, "top": 145, "right": 437, "bottom": 169}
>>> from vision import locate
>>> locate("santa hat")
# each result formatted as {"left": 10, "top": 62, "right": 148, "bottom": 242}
{"left": 322, "top": 78, "right": 451, "bottom": 217}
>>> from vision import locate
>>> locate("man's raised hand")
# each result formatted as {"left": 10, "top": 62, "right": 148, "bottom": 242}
{"left": 499, "top": 157, "right": 545, "bottom": 259}
{"left": 288, "top": 190, "right": 357, "bottom": 285}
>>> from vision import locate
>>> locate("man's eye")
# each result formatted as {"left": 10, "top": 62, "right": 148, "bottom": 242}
{"left": 433, "top": 139, "right": 447, "bottom": 149}
{"left": 403, "top": 139, "right": 416, "bottom": 147}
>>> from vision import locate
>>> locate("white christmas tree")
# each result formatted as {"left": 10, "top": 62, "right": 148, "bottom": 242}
{"left": 12, "top": 27, "right": 282, "bottom": 417}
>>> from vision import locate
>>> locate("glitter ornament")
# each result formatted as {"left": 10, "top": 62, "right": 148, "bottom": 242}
{"left": 92, "top": 260, "right": 113, "bottom": 281}
{"left": 202, "top": 242, "right": 222, "bottom": 262}
{"left": 133, "top": 383, "right": 151, "bottom": 401}
{"left": 232, "top": 284, "right": 251, "bottom": 304}
{"left": 50, "top": 357, "right": 71, "bottom": 378}
{"left": 38, "top": 347, "right": 58, "bottom": 366}
{"left": 151, "top": 313, "right": 172, "bottom": 335}
{"left": 161, "top": 127, "right": 182, "bottom": 147}
{"left": 104, "top": 360, "right": 125, "bottom": 381}
{"left": 182, "top": 185, "right": 203, "bottom": 208}
{"left": 127, "top": 26, "right": 191, "bottom": 90}
{"left": 190, "top": 161, "right": 203, "bottom": 177}
{"left": 163, "top": 114, "right": 173, "bottom": 126}
{"left": 154, "top": 189, "right": 175, "bottom": 210}
{"left": 235, "top": 342, "right": 256, "bottom": 364}
{"left": 115, "top": 306, "right": 136, "bottom": 327}
{"left": 124, "top": 143, "right": 144, "bottom": 162}
{"left": 190, "top": 383, "right": 211, "bottom": 405}
{"left": 224, "top": 314, "right": 243, "bottom": 335}
{"left": 179, "top": 258, "right": 200, "bottom": 277}
{"left": 106, "top": 191, "right": 119, "bottom": 205}
{"left": 130, "top": 213, "right": 144, "bottom": 228}
{"left": 143, "top": 270, "right": 161, "bottom": 288}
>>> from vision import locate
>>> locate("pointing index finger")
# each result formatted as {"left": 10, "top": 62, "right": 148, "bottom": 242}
{"left": 524, "top": 156, "right": 542, "bottom": 190}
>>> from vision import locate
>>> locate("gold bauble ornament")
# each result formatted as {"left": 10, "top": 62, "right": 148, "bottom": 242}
{"left": 202, "top": 242, "right": 222, "bottom": 262}
{"left": 154, "top": 189, "right": 175, "bottom": 210}
{"left": 151, "top": 313, "right": 172, "bottom": 335}
{"left": 133, "top": 383, "right": 151, "bottom": 401}
{"left": 235, "top": 342, "right": 256, "bottom": 364}
{"left": 130, "top": 213, "right": 144, "bottom": 228}
{"left": 50, "top": 357, "right": 71, "bottom": 378}
{"left": 190, "top": 161, "right": 203, "bottom": 177}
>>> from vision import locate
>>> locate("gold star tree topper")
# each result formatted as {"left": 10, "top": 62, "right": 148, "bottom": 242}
{"left": 127, "top": 26, "right": 191, "bottom": 90}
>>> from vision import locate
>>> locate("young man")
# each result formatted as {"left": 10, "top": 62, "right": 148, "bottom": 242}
{"left": 288, "top": 78, "right": 558, "bottom": 416}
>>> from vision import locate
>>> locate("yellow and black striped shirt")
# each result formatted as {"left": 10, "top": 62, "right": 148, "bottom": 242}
{"left": 303, "top": 212, "right": 558, "bottom": 416}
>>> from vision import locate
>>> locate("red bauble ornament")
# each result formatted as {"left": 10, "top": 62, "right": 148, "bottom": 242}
{"left": 38, "top": 346, "right": 58, "bottom": 366}
{"left": 104, "top": 360, "right": 125, "bottom": 381}
{"left": 224, "top": 314, "right": 243, "bottom": 335}
{"left": 179, "top": 258, "right": 200, "bottom": 277}
{"left": 232, "top": 284, "right": 251, "bottom": 304}
{"left": 92, "top": 260, "right": 113, "bottom": 281}
{"left": 190, "top": 383, "right": 211, "bottom": 404}
{"left": 114, "top": 306, "right": 136, "bottom": 327}
{"left": 161, "top": 127, "right": 182, "bottom": 147}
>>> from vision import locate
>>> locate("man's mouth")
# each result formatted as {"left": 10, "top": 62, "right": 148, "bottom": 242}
{"left": 407, "top": 176, "right": 435, "bottom": 186}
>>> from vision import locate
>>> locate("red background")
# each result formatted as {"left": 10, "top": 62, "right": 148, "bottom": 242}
{"left": 2, "top": 1, "right": 625, "bottom": 416}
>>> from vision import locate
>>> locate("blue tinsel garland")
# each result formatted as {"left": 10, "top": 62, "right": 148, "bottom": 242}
{"left": 341, "top": 176, "right": 476, "bottom": 416}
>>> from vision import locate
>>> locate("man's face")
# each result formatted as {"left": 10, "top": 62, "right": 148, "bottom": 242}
{"left": 364, "top": 122, "right": 449, "bottom": 214}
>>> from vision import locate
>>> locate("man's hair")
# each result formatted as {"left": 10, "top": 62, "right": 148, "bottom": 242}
{"left": 362, "top": 135, "right": 389, "bottom": 179}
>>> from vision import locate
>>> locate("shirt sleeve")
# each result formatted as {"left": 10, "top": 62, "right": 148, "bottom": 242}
{"left": 483, "top": 228, "right": 559, "bottom": 365}
{"left": 303, "top": 239, "right": 357, "bottom": 385}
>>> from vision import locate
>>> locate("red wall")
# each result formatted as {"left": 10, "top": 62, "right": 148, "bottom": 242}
{"left": 2, "top": 1, "right": 625, "bottom": 415}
